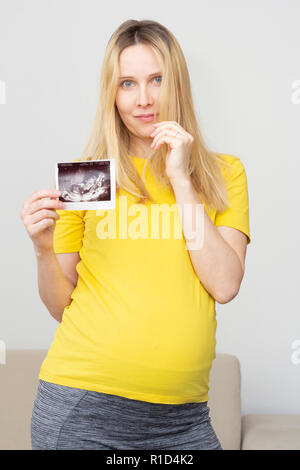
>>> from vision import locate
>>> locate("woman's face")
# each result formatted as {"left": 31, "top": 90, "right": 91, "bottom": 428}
{"left": 115, "top": 43, "right": 162, "bottom": 153}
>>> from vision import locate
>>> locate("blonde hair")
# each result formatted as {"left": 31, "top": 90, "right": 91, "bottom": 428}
{"left": 80, "top": 19, "right": 231, "bottom": 213}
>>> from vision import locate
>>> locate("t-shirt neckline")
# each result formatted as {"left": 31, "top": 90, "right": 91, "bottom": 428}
{"left": 130, "top": 155, "right": 148, "bottom": 160}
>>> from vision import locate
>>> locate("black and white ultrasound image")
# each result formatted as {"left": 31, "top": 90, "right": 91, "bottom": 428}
{"left": 57, "top": 161, "right": 111, "bottom": 203}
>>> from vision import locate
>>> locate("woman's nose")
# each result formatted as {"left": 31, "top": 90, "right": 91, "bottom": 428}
{"left": 137, "top": 86, "right": 153, "bottom": 106}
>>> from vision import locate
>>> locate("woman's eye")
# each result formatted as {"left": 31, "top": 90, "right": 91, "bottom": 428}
{"left": 121, "top": 76, "right": 162, "bottom": 88}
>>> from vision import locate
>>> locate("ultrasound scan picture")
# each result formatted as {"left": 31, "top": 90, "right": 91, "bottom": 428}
{"left": 55, "top": 159, "right": 115, "bottom": 210}
{"left": 61, "top": 172, "right": 108, "bottom": 202}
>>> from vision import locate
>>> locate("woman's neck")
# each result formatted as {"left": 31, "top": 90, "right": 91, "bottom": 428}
{"left": 129, "top": 137, "right": 152, "bottom": 159}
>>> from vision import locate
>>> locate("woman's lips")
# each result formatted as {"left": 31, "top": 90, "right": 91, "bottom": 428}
{"left": 135, "top": 114, "right": 154, "bottom": 122}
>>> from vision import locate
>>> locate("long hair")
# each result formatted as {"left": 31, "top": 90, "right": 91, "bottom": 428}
{"left": 80, "top": 19, "right": 231, "bottom": 212}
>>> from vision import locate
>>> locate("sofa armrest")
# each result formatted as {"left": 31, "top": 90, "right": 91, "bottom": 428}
{"left": 0, "top": 349, "right": 47, "bottom": 450}
{"left": 208, "top": 353, "right": 242, "bottom": 450}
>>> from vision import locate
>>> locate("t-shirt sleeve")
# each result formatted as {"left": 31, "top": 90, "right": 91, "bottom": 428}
{"left": 214, "top": 157, "right": 251, "bottom": 245}
{"left": 53, "top": 210, "right": 86, "bottom": 253}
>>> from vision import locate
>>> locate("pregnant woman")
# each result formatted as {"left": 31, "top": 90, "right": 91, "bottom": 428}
{"left": 20, "top": 19, "right": 251, "bottom": 450}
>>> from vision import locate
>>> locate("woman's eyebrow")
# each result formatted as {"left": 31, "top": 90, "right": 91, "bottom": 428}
{"left": 118, "top": 72, "right": 161, "bottom": 79}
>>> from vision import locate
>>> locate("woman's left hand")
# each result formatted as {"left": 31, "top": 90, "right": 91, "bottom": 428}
{"left": 150, "top": 121, "right": 194, "bottom": 181}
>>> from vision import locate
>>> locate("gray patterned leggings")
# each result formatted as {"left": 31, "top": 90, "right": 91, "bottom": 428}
{"left": 31, "top": 379, "right": 223, "bottom": 450}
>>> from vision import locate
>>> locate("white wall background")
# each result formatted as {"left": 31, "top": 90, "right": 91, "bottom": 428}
{"left": 1, "top": 0, "right": 299, "bottom": 415}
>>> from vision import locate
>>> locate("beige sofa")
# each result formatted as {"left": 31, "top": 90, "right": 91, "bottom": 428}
{"left": 0, "top": 350, "right": 300, "bottom": 450}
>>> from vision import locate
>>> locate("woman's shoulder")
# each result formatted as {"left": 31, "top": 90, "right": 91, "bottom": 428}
{"left": 215, "top": 153, "right": 246, "bottom": 180}
{"left": 216, "top": 152, "right": 241, "bottom": 166}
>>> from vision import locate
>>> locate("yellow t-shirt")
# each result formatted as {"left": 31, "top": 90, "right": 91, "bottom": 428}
{"left": 39, "top": 153, "right": 251, "bottom": 404}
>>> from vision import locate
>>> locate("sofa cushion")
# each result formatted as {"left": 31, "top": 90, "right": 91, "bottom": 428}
{"left": 242, "top": 414, "right": 300, "bottom": 450}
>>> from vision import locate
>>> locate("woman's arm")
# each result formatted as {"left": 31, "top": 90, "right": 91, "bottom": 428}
{"left": 34, "top": 248, "right": 79, "bottom": 322}
{"left": 171, "top": 177, "right": 246, "bottom": 303}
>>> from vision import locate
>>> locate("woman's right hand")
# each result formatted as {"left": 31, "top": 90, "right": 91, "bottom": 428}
{"left": 20, "top": 189, "right": 65, "bottom": 254}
